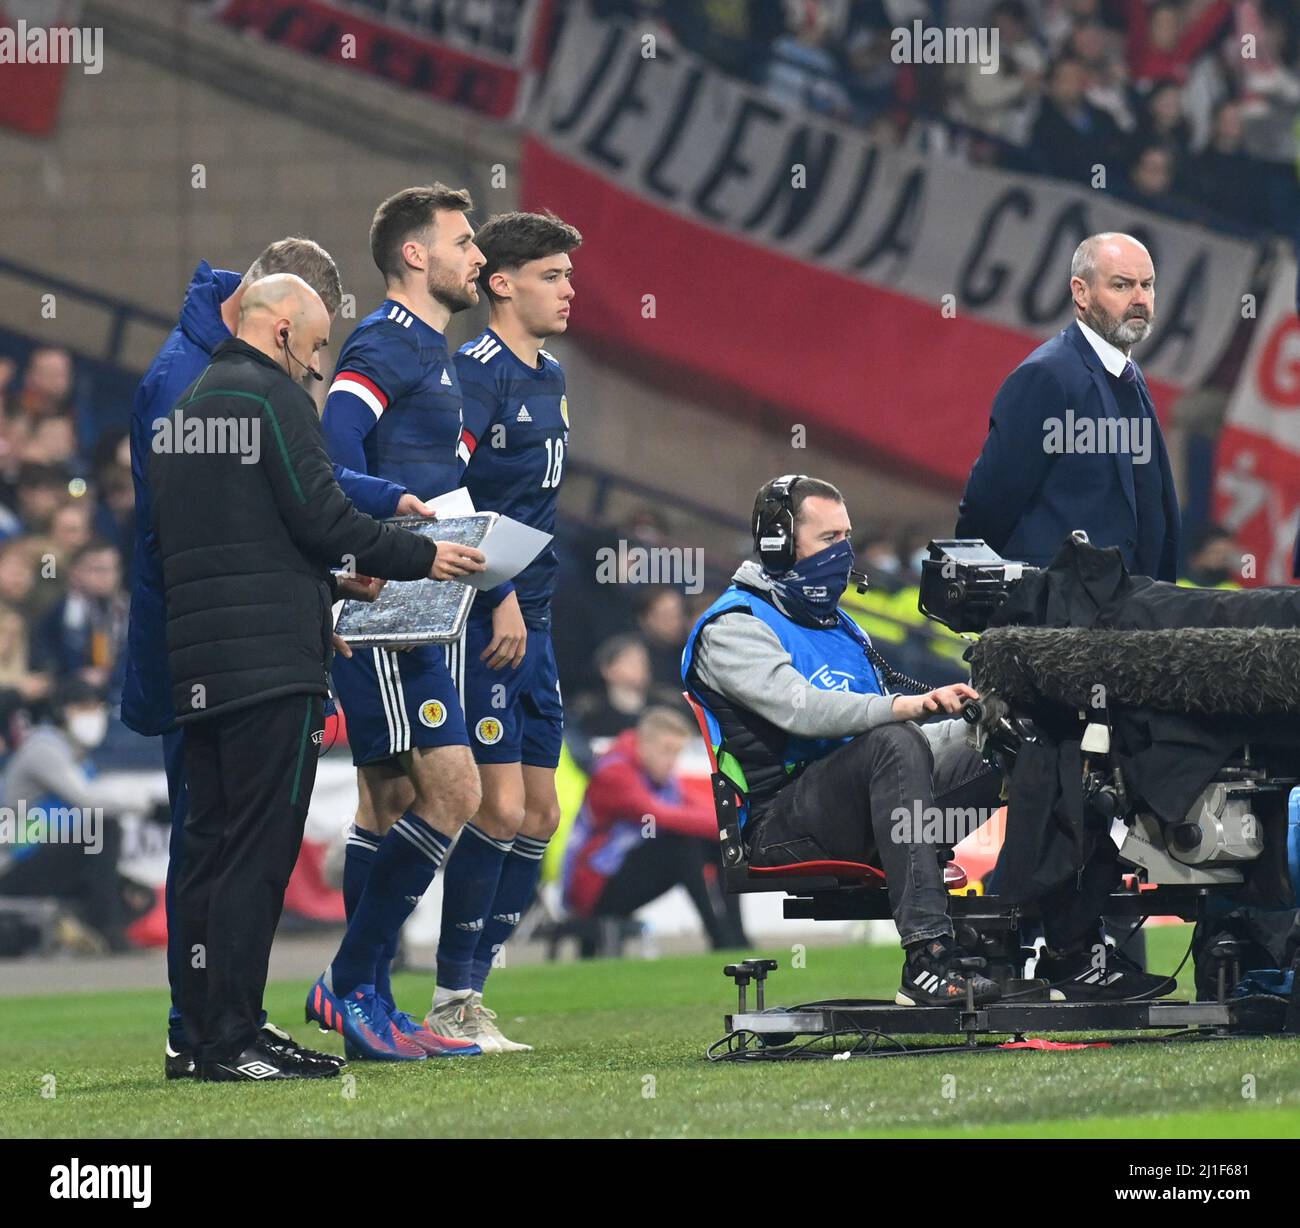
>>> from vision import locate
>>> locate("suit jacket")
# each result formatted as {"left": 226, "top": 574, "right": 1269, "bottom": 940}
{"left": 956, "top": 321, "right": 1182, "bottom": 580}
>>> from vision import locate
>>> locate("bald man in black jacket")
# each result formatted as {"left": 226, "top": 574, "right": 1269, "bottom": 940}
{"left": 151, "top": 274, "right": 485, "bottom": 1081}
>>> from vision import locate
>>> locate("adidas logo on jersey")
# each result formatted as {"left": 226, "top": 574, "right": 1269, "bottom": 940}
{"left": 516, "top": 404, "right": 532, "bottom": 423}
{"left": 440, "top": 369, "right": 453, "bottom": 387}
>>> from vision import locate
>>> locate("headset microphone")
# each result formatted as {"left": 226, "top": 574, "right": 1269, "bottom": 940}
{"left": 280, "top": 328, "right": 323, "bottom": 382}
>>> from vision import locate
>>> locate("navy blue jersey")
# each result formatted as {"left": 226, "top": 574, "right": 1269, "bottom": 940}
{"left": 323, "top": 300, "right": 466, "bottom": 500}
{"left": 455, "top": 329, "right": 568, "bottom": 627}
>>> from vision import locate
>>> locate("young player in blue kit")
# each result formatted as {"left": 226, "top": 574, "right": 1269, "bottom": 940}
{"left": 425, "top": 211, "right": 583, "bottom": 1052}
{"left": 305, "top": 185, "right": 509, "bottom": 1061}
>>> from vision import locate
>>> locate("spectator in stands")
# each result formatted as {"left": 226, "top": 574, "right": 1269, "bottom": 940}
{"left": 0, "top": 678, "right": 148, "bottom": 953}
{"left": 89, "top": 431, "right": 135, "bottom": 573}
{"left": 1134, "top": 78, "right": 1193, "bottom": 161}
{"left": 1121, "top": 142, "right": 1198, "bottom": 218}
{"left": 13, "top": 463, "right": 70, "bottom": 536}
{"left": 13, "top": 346, "right": 75, "bottom": 422}
{"left": 855, "top": 529, "right": 905, "bottom": 592}
{"left": 571, "top": 634, "right": 664, "bottom": 741}
{"left": 636, "top": 585, "right": 690, "bottom": 691}
{"left": 948, "top": 1, "right": 1046, "bottom": 141}
{"left": 22, "top": 414, "right": 81, "bottom": 472}
{"left": 1182, "top": 100, "right": 1268, "bottom": 230}
{"left": 764, "top": 1, "right": 854, "bottom": 119}
{"left": 30, "top": 539, "right": 126, "bottom": 696}
{"left": 1126, "top": 0, "right": 1232, "bottom": 90}
{"left": 562, "top": 705, "right": 744, "bottom": 952}
{"left": 1065, "top": 18, "right": 1133, "bottom": 133}
{"left": 1030, "top": 56, "right": 1125, "bottom": 181}
{"left": 0, "top": 537, "right": 42, "bottom": 624}
{"left": 1181, "top": 521, "right": 1243, "bottom": 587}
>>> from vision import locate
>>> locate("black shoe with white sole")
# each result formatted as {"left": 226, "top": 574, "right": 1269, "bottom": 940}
{"left": 164, "top": 1042, "right": 196, "bottom": 1080}
{"left": 1035, "top": 944, "right": 1174, "bottom": 1001}
{"left": 199, "top": 1037, "right": 340, "bottom": 1082}
{"left": 896, "top": 939, "right": 1001, "bottom": 1007}
{"left": 259, "top": 1021, "right": 346, "bottom": 1070}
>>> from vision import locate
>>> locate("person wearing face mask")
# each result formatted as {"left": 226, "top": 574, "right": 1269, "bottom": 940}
{"left": 684, "top": 475, "right": 1176, "bottom": 1005}
{"left": 682, "top": 476, "right": 1005, "bottom": 1007}
{"left": 0, "top": 679, "right": 147, "bottom": 953}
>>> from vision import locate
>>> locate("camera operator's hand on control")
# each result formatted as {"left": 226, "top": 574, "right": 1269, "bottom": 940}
{"left": 891, "top": 683, "right": 979, "bottom": 722}
{"left": 430, "top": 542, "right": 487, "bottom": 581}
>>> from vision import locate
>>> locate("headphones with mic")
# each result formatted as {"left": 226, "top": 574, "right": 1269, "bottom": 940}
{"left": 280, "top": 327, "right": 323, "bottom": 382}
{"left": 753, "top": 473, "right": 807, "bottom": 574}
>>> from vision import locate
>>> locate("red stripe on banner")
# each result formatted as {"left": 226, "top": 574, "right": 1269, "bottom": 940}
{"left": 334, "top": 371, "right": 388, "bottom": 408}
{"left": 460, "top": 427, "right": 478, "bottom": 456}
{"left": 215, "top": 0, "right": 524, "bottom": 120}
{"left": 521, "top": 139, "right": 1177, "bottom": 486}
{"left": 0, "top": 21, "right": 70, "bottom": 136}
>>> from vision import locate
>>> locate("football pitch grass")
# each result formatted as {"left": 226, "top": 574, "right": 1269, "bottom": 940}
{"left": 4, "top": 926, "right": 1300, "bottom": 1139}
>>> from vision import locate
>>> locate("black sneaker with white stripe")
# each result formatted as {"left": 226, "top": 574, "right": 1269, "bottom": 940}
{"left": 1035, "top": 944, "right": 1174, "bottom": 1001}
{"left": 896, "top": 939, "right": 1001, "bottom": 1007}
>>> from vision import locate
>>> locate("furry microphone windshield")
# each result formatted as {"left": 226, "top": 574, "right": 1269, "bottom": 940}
{"left": 968, "top": 626, "right": 1300, "bottom": 716}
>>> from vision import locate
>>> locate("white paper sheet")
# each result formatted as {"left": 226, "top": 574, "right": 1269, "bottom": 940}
{"left": 424, "top": 487, "right": 476, "bottom": 518}
{"left": 467, "top": 515, "right": 552, "bottom": 590}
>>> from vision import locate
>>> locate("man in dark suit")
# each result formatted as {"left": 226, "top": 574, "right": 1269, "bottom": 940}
{"left": 957, "top": 232, "right": 1182, "bottom": 580}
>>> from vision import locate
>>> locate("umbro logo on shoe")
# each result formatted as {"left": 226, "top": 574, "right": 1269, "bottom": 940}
{"left": 235, "top": 1060, "right": 281, "bottom": 1079}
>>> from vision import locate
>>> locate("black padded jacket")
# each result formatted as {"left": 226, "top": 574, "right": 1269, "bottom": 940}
{"left": 150, "top": 338, "right": 437, "bottom": 724}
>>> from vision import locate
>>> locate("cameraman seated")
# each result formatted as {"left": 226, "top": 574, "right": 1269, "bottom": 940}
{"left": 683, "top": 476, "right": 1169, "bottom": 1006}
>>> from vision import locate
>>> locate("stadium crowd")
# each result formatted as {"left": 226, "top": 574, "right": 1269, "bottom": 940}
{"left": 600, "top": 0, "right": 1300, "bottom": 239}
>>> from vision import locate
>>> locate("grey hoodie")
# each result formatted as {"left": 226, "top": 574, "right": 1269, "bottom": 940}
{"left": 690, "top": 561, "right": 902, "bottom": 740}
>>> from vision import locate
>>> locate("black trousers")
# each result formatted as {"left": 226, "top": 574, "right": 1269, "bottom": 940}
{"left": 749, "top": 720, "right": 1002, "bottom": 946}
{"left": 177, "top": 692, "right": 324, "bottom": 1063}
{"left": 594, "top": 831, "right": 744, "bottom": 949}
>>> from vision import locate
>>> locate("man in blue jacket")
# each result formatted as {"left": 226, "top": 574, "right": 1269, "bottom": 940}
{"left": 957, "top": 232, "right": 1182, "bottom": 580}
{"left": 121, "top": 239, "right": 434, "bottom": 1078}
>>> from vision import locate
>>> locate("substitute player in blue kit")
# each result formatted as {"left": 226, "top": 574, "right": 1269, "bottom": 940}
{"left": 305, "top": 185, "right": 504, "bottom": 1062}
{"left": 426, "top": 211, "right": 583, "bottom": 1053}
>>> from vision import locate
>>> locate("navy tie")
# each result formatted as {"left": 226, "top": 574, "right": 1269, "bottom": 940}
{"left": 1119, "top": 360, "right": 1138, "bottom": 385}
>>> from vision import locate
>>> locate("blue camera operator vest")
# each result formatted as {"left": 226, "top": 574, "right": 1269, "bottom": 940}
{"left": 681, "top": 585, "right": 885, "bottom": 830}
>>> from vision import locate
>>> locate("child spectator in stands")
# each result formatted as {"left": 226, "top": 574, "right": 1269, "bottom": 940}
{"left": 562, "top": 705, "right": 745, "bottom": 952}
{"left": 30, "top": 539, "right": 126, "bottom": 698}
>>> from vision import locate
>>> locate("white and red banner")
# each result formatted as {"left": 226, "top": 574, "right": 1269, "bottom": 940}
{"left": 1214, "top": 256, "right": 1300, "bottom": 586}
{"left": 521, "top": 9, "right": 1264, "bottom": 484}
{"left": 212, "top": 0, "right": 547, "bottom": 120}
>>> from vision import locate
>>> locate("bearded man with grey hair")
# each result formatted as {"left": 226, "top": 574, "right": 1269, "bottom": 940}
{"left": 957, "top": 232, "right": 1182, "bottom": 580}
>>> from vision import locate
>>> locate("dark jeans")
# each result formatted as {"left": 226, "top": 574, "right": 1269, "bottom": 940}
{"left": 594, "top": 830, "right": 746, "bottom": 950}
{"left": 748, "top": 719, "right": 1002, "bottom": 946}
{"left": 0, "top": 821, "right": 128, "bottom": 948}
{"left": 177, "top": 693, "right": 323, "bottom": 1063}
